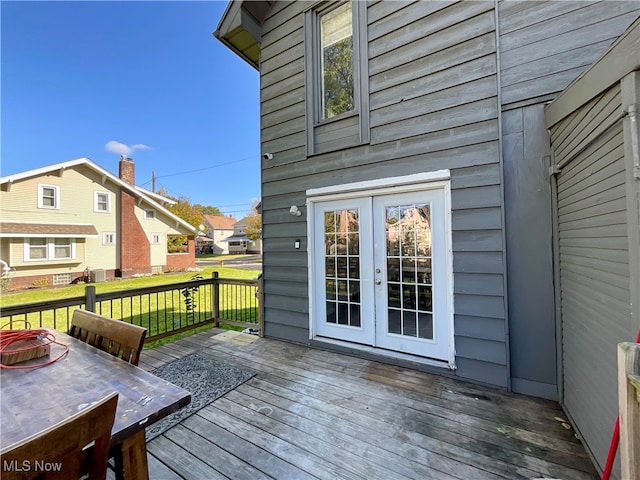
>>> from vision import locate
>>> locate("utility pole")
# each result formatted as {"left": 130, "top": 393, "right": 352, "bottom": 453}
{"left": 152, "top": 171, "right": 156, "bottom": 192}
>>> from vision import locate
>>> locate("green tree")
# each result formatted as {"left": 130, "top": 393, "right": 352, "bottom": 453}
{"left": 196, "top": 204, "right": 222, "bottom": 216}
{"left": 323, "top": 37, "right": 354, "bottom": 119}
{"left": 245, "top": 202, "right": 262, "bottom": 241}
{"left": 167, "top": 196, "right": 204, "bottom": 231}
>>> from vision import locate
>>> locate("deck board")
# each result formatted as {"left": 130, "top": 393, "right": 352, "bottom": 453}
{"left": 142, "top": 329, "right": 598, "bottom": 480}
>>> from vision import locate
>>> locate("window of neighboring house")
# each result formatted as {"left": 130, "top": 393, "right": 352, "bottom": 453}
{"left": 94, "top": 191, "right": 111, "bottom": 213}
{"left": 28, "top": 237, "right": 47, "bottom": 260}
{"left": 103, "top": 232, "right": 116, "bottom": 245}
{"left": 305, "top": 1, "right": 369, "bottom": 155}
{"left": 144, "top": 209, "right": 156, "bottom": 219}
{"left": 38, "top": 184, "right": 59, "bottom": 209}
{"left": 24, "top": 238, "right": 75, "bottom": 261}
{"left": 54, "top": 238, "right": 72, "bottom": 259}
{"left": 151, "top": 233, "right": 162, "bottom": 244}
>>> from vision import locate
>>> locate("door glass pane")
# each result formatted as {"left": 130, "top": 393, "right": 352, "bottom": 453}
{"left": 403, "top": 311, "right": 417, "bottom": 337}
{"left": 418, "top": 313, "right": 433, "bottom": 340}
{"left": 324, "top": 208, "right": 361, "bottom": 328}
{"left": 388, "top": 309, "right": 401, "bottom": 334}
{"left": 326, "top": 302, "right": 336, "bottom": 323}
{"left": 385, "top": 203, "right": 432, "bottom": 338}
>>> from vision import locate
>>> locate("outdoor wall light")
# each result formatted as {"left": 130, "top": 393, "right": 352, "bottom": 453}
{"left": 289, "top": 205, "right": 301, "bottom": 216}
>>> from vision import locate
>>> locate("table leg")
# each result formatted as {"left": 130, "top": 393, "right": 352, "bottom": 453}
{"left": 115, "top": 430, "right": 149, "bottom": 480}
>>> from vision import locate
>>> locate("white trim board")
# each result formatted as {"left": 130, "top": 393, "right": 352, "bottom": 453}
{"left": 306, "top": 170, "right": 451, "bottom": 200}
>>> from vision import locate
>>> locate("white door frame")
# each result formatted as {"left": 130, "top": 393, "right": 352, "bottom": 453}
{"left": 307, "top": 171, "right": 456, "bottom": 368}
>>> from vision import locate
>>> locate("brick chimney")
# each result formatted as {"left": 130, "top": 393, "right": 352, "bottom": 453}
{"left": 119, "top": 155, "right": 135, "bottom": 185}
{"left": 117, "top": 155, "right": 151, "bottom": 277}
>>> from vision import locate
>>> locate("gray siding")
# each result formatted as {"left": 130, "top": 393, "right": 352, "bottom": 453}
{"left": 260, "top": 0, "right": 508, "bottom": 387}
{"left": 498, "top": 1, "right": 639, "bottom": 400}
{"left": 498, "top": 0, "right": 640, "bottom": 108}
{"left": 255, "top": 0, "right": 639, "bottom": 393}
{"left": 551, "top": 83, "right": 633, "bottom": 471}
{"left": 502, "top": 105, "right": 557, "bottom": 400}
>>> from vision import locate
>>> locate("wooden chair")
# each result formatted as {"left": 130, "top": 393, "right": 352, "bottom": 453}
{"left": 69, "top": 310, "right": 148, "bottom": 480}
{"left": 69, "top": 309, "right": 147, "bottom": 366}
{"left": 0, "top": 391, "right": 118, "bottom": 480}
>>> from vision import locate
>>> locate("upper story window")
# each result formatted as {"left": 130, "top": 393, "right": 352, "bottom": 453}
{"left": 150, "top": 233, "right": 162, "bottom": 244}
{"left": 320, "top": 2, "right": 353, "bottom": 120}
{"left": 38, "top": 184, "right": 59, "bottom": 209}
{"left": 24, "top": 237, "right": 75, "bottom": 261}
{"left": 144, "top": 209, "right": 156, "bottom": 219}
{"left": 305, "top": 1, "right": 369, "bottom": 156}
{"left": 94, "top": 191, "right": 111, "bottom": 213}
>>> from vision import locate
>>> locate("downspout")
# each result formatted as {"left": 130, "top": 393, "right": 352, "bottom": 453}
{"left": 548, "top": 155, "right": 564, "bottom": 403}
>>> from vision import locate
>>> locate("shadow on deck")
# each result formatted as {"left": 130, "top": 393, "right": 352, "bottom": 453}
{"left": 139, "top": 328, "right": 598, "bottom": 480}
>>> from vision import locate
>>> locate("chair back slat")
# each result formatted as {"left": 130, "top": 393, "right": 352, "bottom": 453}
{"left": 69, "top": 310, "right": 147, "bottom": 365}
{"left": 0, "top": 391, "right": 118, "bottom": 480}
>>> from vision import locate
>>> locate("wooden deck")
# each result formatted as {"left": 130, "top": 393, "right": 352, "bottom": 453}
{"left": 138, "top": 328, "right": 598, "bottom": 480}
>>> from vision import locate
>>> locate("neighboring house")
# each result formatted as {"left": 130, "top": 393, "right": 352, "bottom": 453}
{"left": 224, "top": 216, "right": 262, "bottom": 254}
{"left": 0, "top": 156, "right": 197, "bottom": 289}
{"left": 216, "top": 1, "right": 640, "bottom": 475}
{"left": 201, "top": 214, "right": 237, "bottom": 254}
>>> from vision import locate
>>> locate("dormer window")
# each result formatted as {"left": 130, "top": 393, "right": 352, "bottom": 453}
{"left": 38, "top": 184, "right": 59, "bottom": 209}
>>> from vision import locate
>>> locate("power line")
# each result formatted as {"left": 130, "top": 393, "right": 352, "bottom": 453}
{"left": 139, "top": 155, "right": 257, "bottom": 187}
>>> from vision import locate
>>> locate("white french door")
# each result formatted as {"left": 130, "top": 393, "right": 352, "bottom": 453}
{"left": 311, "top": 187, "right": 453, "bottom": 363}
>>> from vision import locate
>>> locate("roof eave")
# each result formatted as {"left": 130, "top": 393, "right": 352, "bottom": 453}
{"left": 214, "top": 0, "right": 271, "bottom": 70}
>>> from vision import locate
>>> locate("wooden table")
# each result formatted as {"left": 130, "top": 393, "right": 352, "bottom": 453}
{"left": 0, "top": 329, "right": 191, "bottom": 479}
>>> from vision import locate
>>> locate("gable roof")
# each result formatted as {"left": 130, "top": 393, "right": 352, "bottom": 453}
{"left": 214, "top": 0, "right": 272, "bottom": 69}
{"left": 234, "top": 215, "right": 257, "bottom": 226}
{"left": 0, "top": 157, "right": 197, "bottom": 234}
{"left": 204, "top": 215, "right": 237, "bottom": 229}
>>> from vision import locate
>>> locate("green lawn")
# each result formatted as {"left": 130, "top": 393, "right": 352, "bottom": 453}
{"left": 1, "top": 266, "right": 261, "bottom": 339}
{"left": 0, "top": 266, "right": 259, "bottom": 306}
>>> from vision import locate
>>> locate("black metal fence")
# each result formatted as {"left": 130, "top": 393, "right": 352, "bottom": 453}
{"left": 0, "top": 273, "right": 262, "bottom": 342}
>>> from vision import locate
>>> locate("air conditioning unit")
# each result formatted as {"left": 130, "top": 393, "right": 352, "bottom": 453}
{"left": 90, "top": 269, "right": 106, "bottom": 283}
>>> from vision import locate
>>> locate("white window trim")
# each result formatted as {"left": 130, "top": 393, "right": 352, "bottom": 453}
{"left": 94, "top": 191, "right": 111, "bottom": 213}
{"left": 102, "top": 232, "right": 116, "bottom": 245}
{"left": 38, "top": 184, "right": 60, "bottom": 209}
{"left": 144, "top": 209, "right": 156, "bottom": 219}
{"left": 150, "top": 233, "right": 162, "bottom": 244}
{"left": 23, "top": 237, "right": 76, "bottom": 261}
{"left": 304, "top": 0, "right": 369, "bottom": 156}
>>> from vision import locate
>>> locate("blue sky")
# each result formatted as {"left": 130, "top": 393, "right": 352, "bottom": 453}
{"left": 1, "top": 1, "right": 260, "bottom": 218}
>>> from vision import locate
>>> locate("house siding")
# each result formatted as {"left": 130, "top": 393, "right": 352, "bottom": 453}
{"left": 252, "top": 0, "right": 640, "bottom": 392}
{"left": 497, "top": 1, "right": 639, "bottom": 399}
{"left": 260, "top": 0, "right": 507, "bottom": 386}
{"left": 497, "top": 0, "right": 640, "bottom": 108}
{"left": 549, "top": 80, "right": 636, "bottom": 474}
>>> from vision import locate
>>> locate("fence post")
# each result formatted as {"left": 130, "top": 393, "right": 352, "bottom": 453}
{"left": 211, "top": 271, "right": 219, "bottom": 327}
{"left": 85, "top": 285, "right": 96, "bottom": 312}
{"left": 257, "top": 274, "right": 264, "bottom": 337}
{"left": 618, "top": 342, "right": 640, "bottom": 480}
